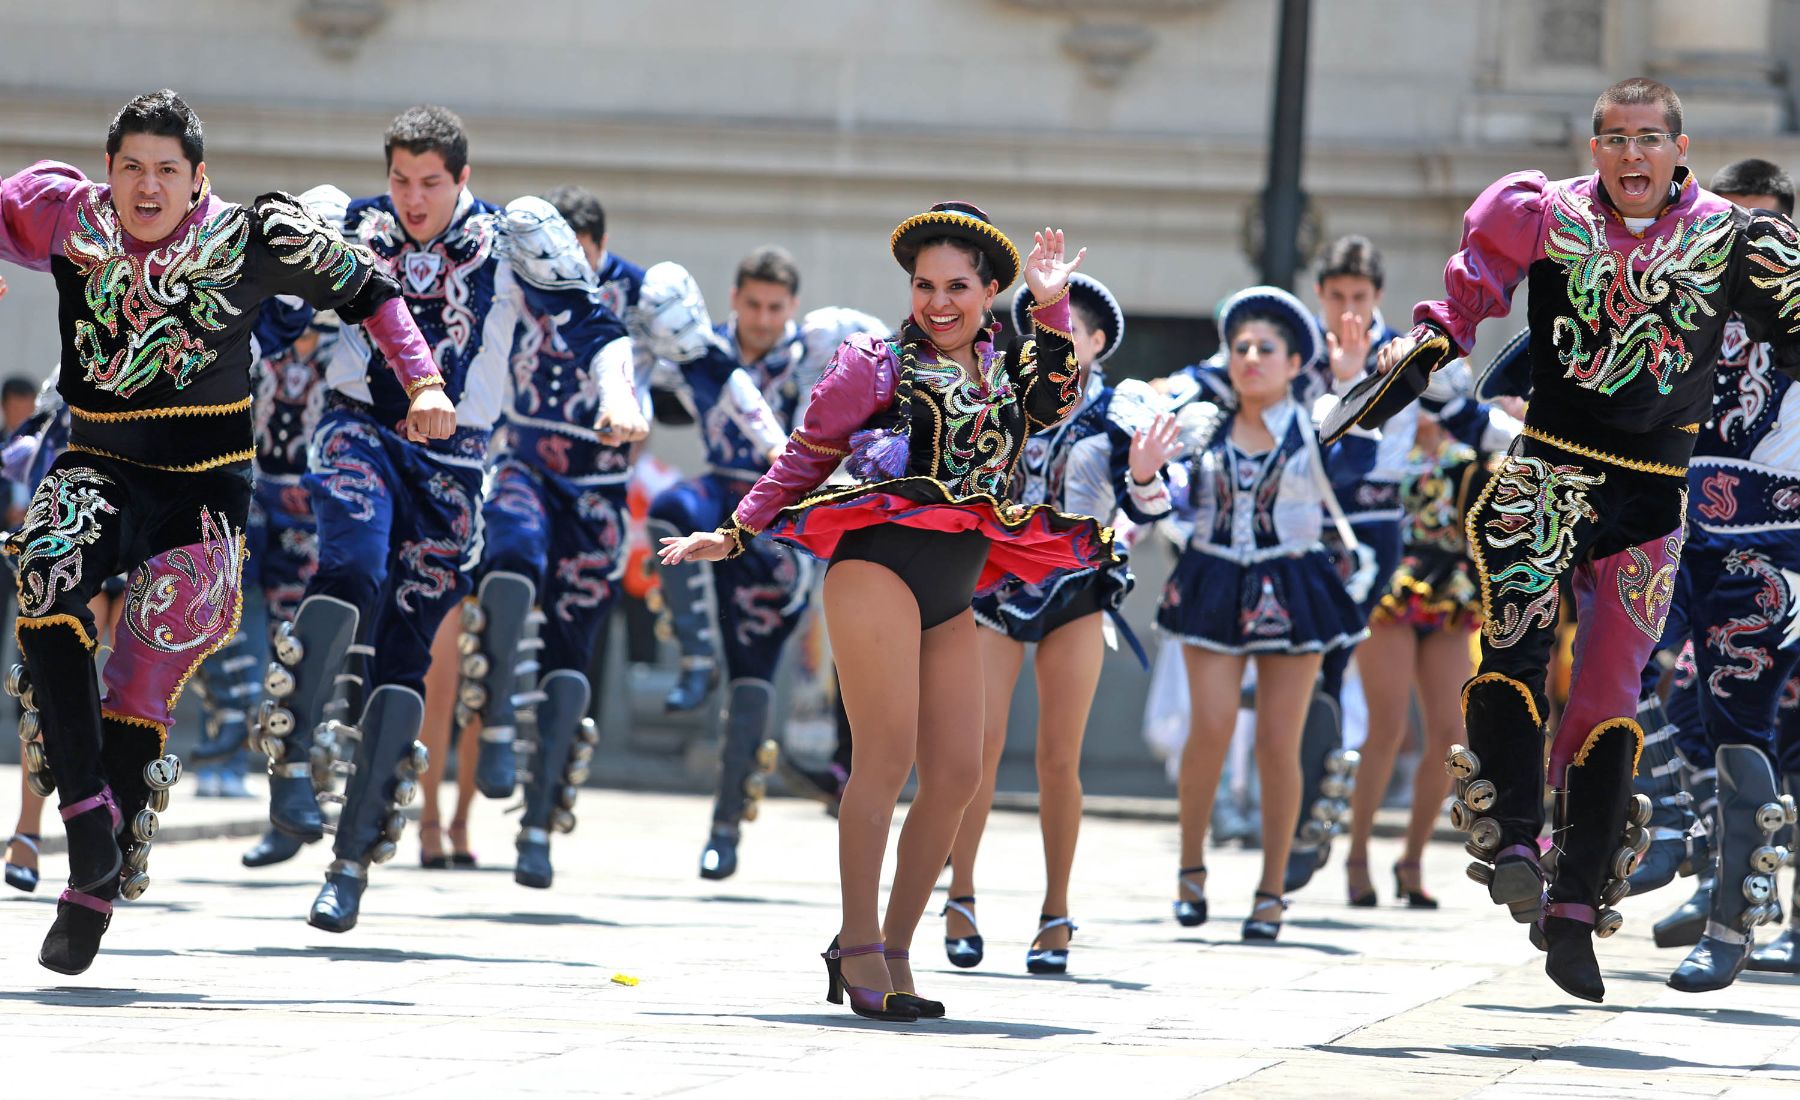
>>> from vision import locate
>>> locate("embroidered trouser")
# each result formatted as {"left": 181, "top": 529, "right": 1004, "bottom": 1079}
{"left": 247, "top": 474, "right": 319, "bottom": 625}
{"left": 478, "top": 457, "right": 628, "bottom": 672}
{"left": 303, "top": 407, "right": 482, "bottom": 696}
{"left": 9, "top": 452, "right": 248, "bottom": 810}
{"left": 1464, "top": 434, "right": 1685, "bottom": 853}
{"left": 1658, "top": 528, "right": 1800, "bottom": 770}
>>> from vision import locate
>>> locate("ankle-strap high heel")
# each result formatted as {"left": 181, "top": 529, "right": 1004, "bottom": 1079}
{"left": 1243, "top": 890, "right": 1286, "bottom": 941}
{"left": 1174, "top": 865, "right": 1208, "bottom": 927}
{"left": 942, "top": 895, "right": 983, "bottom": 968}
{"left": 6, "top": 833, "right": 41, "bottom": 893}
{"left": 1345, "top": 855, "right": 1376, "bottom": 907}
{"left": 822, "top": 937, "right": 918, "bottom": 1022}
{"left": 1027, "top": 914, "right": 1078, "bottom": 975}
{"left": 1393, "top": 859, "right": 1438, "bottom": 909}
{"left": 882, "top": 947, "right": 945, "bottom": 1018}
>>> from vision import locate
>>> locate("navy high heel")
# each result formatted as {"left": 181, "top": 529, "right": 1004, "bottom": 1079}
{"left": 942, "top": 895, "right": 983, "bottom": 967}
{"left": 1174, "top": 865, "right": 1208, "bottom": 927}
{"left": 1026, "top": 915, "right": 1077, "bottom": 974}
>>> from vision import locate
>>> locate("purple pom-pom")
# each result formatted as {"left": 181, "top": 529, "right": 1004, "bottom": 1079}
{"left": 846, "top": 426, "right": 910, "bottom": 482}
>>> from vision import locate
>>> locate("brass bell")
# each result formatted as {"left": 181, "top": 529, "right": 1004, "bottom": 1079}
{"left": 23, "top": 739, "right": 45, "bottom": 773}
{"left": 3, "top": 663, "right": 27, "bottom": 697}
{"left": 1757, "top": 801, "right": 1788, "bottom": 833}
{"left": 552, "top": 808, "right": 577, "bottom": 834}
{"left": 409, "top": 741, "right": 430, "bottom": 775}
{"left": 16, "top": 709, "right": 39, "bottom": 743}
{"left": 1468, "top": 817, "right": 1502, "bottom": 852}
{"left": 745, "top": 772, "right": 768, "bottom": 801}
{"left": 460, "top": 653, "right": 491, "bottom": 680}
{"left": 263, "top": 665, "right": 297, "bottom": 699}
{"left": 458, "top": 682, "right": 488, "bottom": 711}
{"left": 132, "top": 808, "right": 159, "bottom": 843}
{"left": 126, "top": 843, "right": 151, "bottom": 874}
{"left": 382, "top": 810, "right": 407, "bottom": 842}
{"left": 1626, "top": 824, "right": 1651, "bottom": 856}
{"left": 1751, "top": 845, "right": 1784, "bottom": 874}
{"left": 1609, "top": 846, "right": 1639, "bottom": 881}
{"left": 1320, "top": 775, "right": 1349, "bottom": 800}
{"left": 392, "top": 778, "right": 419, "bottom": 807}
{"left": 571, "top": 742, "right": 595, "bottom": 765}
{"left": 578, "top": 718, "right": 600, "bottom": 746}
{"left": 457, "top": 632, "right": 481, "bottom": 657}
{"left": 1628, "top": 793, "right": 1653, "bottom": 828}
{"left": 741, "top": 799, "right": 759, "bottom": 823}
{"left": 26, "top": 768, "right": 54, "bottom": 797}
{"left": 1784, "top": 795, "right": 1799, "bottom": 826}
{"left": 1310, "top": 800, "right": 1337, "bottom": 823}
{"left": 369, "top": 839, "right": 398, "bottom": 864}
{"left": 558, "top": 784, "right": 578, "bottom": 810}
{"left": 566, "top": 765, "right": 590, "bottom": 786}
{"left": 755, "top": 740, "right": 779, "bottom": 772}
{"left": 1594, "top": 909, "right": 1624, "bottom": 939}
{"left": 461, "top": 602, "right": 486, "bottom": 633}
{"left": 1335, "top": 749, "right": 1361, "bottom": 777}
{"left": 274, "top": 624, "right": 304, "bottom": 666}
{"left": 148, "top": 788, "right": 170, "bottom": 814}
{"left": 1299, "top": 819, "right": 1328, "bottom": 844}
{"left": 1445, "top": 745, "right": 1479, "bottom": 780}
{"left": 17, "top": 687, "right": 32, "bottom": 711}
{"left": 262, "top": 735, "right": 287, "bottom": 762}
{"left": 1601, "top": 878, "right": 1631, "bottom": 907}
{"left": 1465, "top": 861, "right": 1494, "bottom": 886}
{"left": 1448, "top": 799, "right": 1473, "bottom": 832}
{"left": 1743, "top": 873, "right": 1776, "bottom": 903}
{"left": 143, "top": 754, "right": 181, "bottom": 790}
{"left": 119, "top": 871, "right": 149, "bottom": 901}
{"left": 264, "top": 706, "right": 296, "bottom": 738}
{"left": 1465, "top": 780, "right": 1497, "bottom": 813}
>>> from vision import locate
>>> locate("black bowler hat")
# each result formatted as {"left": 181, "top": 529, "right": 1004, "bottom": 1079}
{"left": 890, "top": 201, "right": 1021, "bottom": 292}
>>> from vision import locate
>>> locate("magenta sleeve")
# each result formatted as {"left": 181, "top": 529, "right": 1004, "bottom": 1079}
{"left": 1412, "top": 171, "right": 1549, "bottom": 356}
{"left": 361, "top": 297, "right": 445, "bottom": 397}
{"left": 0, "top": 161, "right": 88, "bottom": 271}
{"left": 727, "top": 335, "right": 893, "bottom": 540}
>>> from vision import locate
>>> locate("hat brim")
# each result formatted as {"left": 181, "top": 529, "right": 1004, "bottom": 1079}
{"left": 1012, "top": 273, "right": 1123, "bottom": 362}
{"left": 1476, "top": 328, "right": 1532, "bottom": 401}
{"left": 892, "top": 211, "right": 1021, "bottom": 294}
{"left": 1319, "top": 330, "right": 1453, "bottom": 445}
{"left": 1218, "top": 286, "right": 1323, "bottom": 371}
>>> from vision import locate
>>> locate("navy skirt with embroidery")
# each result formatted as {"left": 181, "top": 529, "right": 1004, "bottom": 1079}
{"left": 1156, "top": 546, "right": 1368, "bottom": 655}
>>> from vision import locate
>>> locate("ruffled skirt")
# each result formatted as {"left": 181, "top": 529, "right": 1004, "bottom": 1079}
{"left": 1369, "top": 549, "right": 1481, "bottom": 632}
{"left": 1156, "top": 546, "right": 1367, "bottom": 655}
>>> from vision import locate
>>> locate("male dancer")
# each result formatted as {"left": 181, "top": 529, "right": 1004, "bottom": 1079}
{"left": 254, "top": 105, "right": 571, "bottom": 932}
{"left": 0, "top": 89, "right": 449, "bottom": 973}
{"left": 1335, "top": 78, "right": 1800, "bottom": 1001}
{"left": 451, "top": 194, "right": 646, "bottom": 888}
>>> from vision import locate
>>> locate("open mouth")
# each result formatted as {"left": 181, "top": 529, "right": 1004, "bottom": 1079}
{"left": 1618, "top": 172, "right": 1652, "bottom": 200}
{"left": 131, "top": 201, "right": 163, "bottom": 222}
{"left": 924, "top": 313, "right": 961, "bottom": 333}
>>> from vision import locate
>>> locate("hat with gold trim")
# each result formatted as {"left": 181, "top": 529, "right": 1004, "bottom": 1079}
{"left": 890, "top": 201, "right": 1021, "bottom": 293}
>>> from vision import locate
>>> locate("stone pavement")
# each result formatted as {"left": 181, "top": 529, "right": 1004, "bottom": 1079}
{"left": 1, "top": 786, "right": 1798, "bottom": 1099}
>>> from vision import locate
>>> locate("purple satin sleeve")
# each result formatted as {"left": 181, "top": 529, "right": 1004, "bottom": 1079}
{"left": 0, "top": 161, "right": 88, "bottom": 271}
{"left": 1030, "top": 293, "right": 1073, "bottom": 342}
{"left": 361, "top": 297, "right": 445, "bottom": 396}
{"left": 730, "top": 334, "right": 894, "bottom": 537}
{"left": 1413, "top": 170, "right": 1548, "bottom": 357}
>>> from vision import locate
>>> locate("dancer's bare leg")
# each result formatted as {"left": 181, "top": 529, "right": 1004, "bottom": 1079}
{"left": 416, "top": 610, "right": 460, "bottom": 862}
{"left": 1252, "top": 652, "right": 1326, "bottom": 897}
{"left": 1402, "top": 628, "right": 1472, "bottom": 883}
{"left": 1030, "top": 612, "right": 1103, "bottom": 949}
{"left": 1345, "top": 621, "right": 1418, "bottom": 896}
{"left": 944, "top": 629, "right": 1025, "bottom": 944}
{"left": 1177, "top": 647, "right": 1250, "bottom": 901}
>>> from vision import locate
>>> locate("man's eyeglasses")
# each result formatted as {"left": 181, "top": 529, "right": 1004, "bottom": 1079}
{"left": 1595, "top": 133, "right": 1681, "bottom": 153}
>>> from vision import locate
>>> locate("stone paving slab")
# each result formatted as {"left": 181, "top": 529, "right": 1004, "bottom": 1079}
{"left": 0, "top": 788, "right": 1795, "bottom": 1098}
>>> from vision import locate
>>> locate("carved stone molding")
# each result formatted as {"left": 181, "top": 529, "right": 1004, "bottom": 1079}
{"left": 295, "top": 0, "right": 389, "bottom": 61}
{"left": 994, "top": 0, "right": 1222, "bottom": 87}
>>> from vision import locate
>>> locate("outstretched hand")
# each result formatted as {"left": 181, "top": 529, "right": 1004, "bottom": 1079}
{"left": 1129, "top": 412, "right": 1182, "bottom": 482}
{"left": 1326, "top": 311, "right": 1371, "bottom": 382}
{"left": 658, "top": 530, "right": 733, "bottom": 565}
{"left": 1023, "top": 227, "right": 1086, "bottom": 304}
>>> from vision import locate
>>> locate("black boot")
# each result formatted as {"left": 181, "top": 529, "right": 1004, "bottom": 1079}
{"left": 1539, "top": 722, "right": 1638, "bottom": 1003}
{"left": 97, "top": 714, "right": 182, "bottom": 902}
{"left": 260, "top": 596, "right": 359, "bottom": 841}
{"left": 242, "top": 827, "right": 307, "bottom": 868}
{"left": 514, "top": 670, "right": 592, "bottom": 890}
{"left": 461, "top": 572, "right": 540, "bottom": 799}
{"left": 1669, "top": 744, "right": 1790, "bottom": 992}
{"left": 699, "top": 679, "right": 777, "bottom": 881}
{"left": 1453, "top": 675, "right": 1547, "bottom": 922}
{"left": 651, "top": 519, "right": 719, "bottom": 713}
{"left": 1748, "top": 772, "right": 1800, "bottom": 973}
{"left": 39, "top": 884, "right": 117, "bottom": 975}
{"left": 1625, "top": 697, "right": 1694, "bottom": 895}
{"left": 21, "top": 623, "right": 119, "bottom": 893}
{"left": 308, "top": 685, "right": 427, "bottom": 933}
{"left": 1284, "top": 693, "right": 1351, "bottom": 893}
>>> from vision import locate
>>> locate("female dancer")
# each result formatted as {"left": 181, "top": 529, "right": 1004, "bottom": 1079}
{"left": 1341, "top": 410, "right": 1504, "bottom": 907}
{"left": 944, "top": 274, "right": 1179, "bottom": 973}
{"left": 659, "top": 203, "right": 1110, "bottom": 1020}
{"left": 1158, "top": 286, "right": 1369, "bottom": 941}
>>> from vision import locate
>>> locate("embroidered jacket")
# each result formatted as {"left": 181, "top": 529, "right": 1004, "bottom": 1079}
{"left": 1016, "top": 374, "right": 1172, "bottom": 525}
{"left": 0, "top": 161, "right": 438, "bottom": 473}
{"left": 328, "top": 189, "right": 514, "bottom": 467}
{"left": 728, "top": 293, "right": 1079, "bottom": 538}
{"left": 1414, "top": 167, "right": 1800, "bottom": 474}
{"left": 679, "top": 319, "right": 805, "bottom": 481}
{"left": 250, "top": 298, "right": 334, "bottom": 481}
{"left": 1687, "top": 315, "right": 1800, "bottom": 534}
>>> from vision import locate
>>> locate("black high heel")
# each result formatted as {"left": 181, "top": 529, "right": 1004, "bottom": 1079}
{"left": 1394, "top": 859, "right": 1438, "bottom": 909}
{"left": 1242, "top": 891, "right": 1286, "bottom": 941}
{"left": 822, "top": 937, "right": 918, "bottom": 1022}
{"left": 1345, "top": 855, "right": 1376, "bottom": 908}
{"left": 883, "top": 947, "right": 945, "bottom": 1018}
{"left": 1174, "top": 865, "right": 1208, "bottom": 927}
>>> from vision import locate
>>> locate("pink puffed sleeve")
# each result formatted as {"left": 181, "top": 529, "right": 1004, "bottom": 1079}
{"left": 1413, "top": 171, "right": 1549, "bottom": 357}
{"left": 0, "top": 161, "right": 89, "bottom": 271}
{"left": 723, "top": 333, "right": 894, "bottom": 549}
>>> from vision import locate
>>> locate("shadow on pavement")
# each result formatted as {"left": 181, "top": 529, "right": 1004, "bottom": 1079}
{"left": 940, "top": 970, "right": 1151, "bottom": 993}
{"left": 180, "top": 877, "right": 315, "bottom": 890}
{"left": 655, "top": 1011, "right": 1095, "bottom": 1039}
{"left": 0, "top": 987, "right": 413, "bottom": 1009}
{"left": 1174, "top": 936, "right": 1357, "bottom": 957}
{"left": 1312, "top": 1040, "right": 1800, "bottom": 1074}
{"left": 192, "top": 944, "right": 599, "bottom": 967}
{"left": 432, "top": 910, "right": 623, "bottom": 928}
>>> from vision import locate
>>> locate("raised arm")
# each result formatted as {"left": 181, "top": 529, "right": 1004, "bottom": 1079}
{"left": 1411, "top": 171, "right": 1549, "bottom": 357}
{"left": 1016, "top": 228, "right": 1086, "bottom": 429}
{"left": 0, "top": 161, "right": 87, "bottom": 271}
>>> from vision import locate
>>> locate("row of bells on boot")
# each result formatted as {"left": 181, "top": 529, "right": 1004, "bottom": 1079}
{"left": 454, "top": 599, "right": 546, "bottom": 728}
{"left": 337, "top": 738, "right": 429, "bottom": 866}
{"left": 738, "top": 740, "right": 781, "bottom": 824}
{"left": 8, "top": 662, "right": 54, "bottom": 798}
{"left": 1735, "top": 794, "right": 1798, "bottom": 932}
{"left": 515, "top": 715, "right": 602, "bottom": 835}
{"left": 1299, "top": 749, "right": 1359, "bottom": 846}
{"left": 255, "top": 618, "right": 311, "bottom": 749}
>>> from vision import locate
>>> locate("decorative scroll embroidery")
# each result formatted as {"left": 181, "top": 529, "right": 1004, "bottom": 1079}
{"left": 124, "top": 507, "right": 242, "bottom": 654}
{"left": 1705, "top": 546, "right": 1800, "bottom": 697}
{"left": 16, "top": 467, "right": 119, "bottom": 617}
{"left": 1478, "top": 455, "right": 1604, "bottom": 647}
